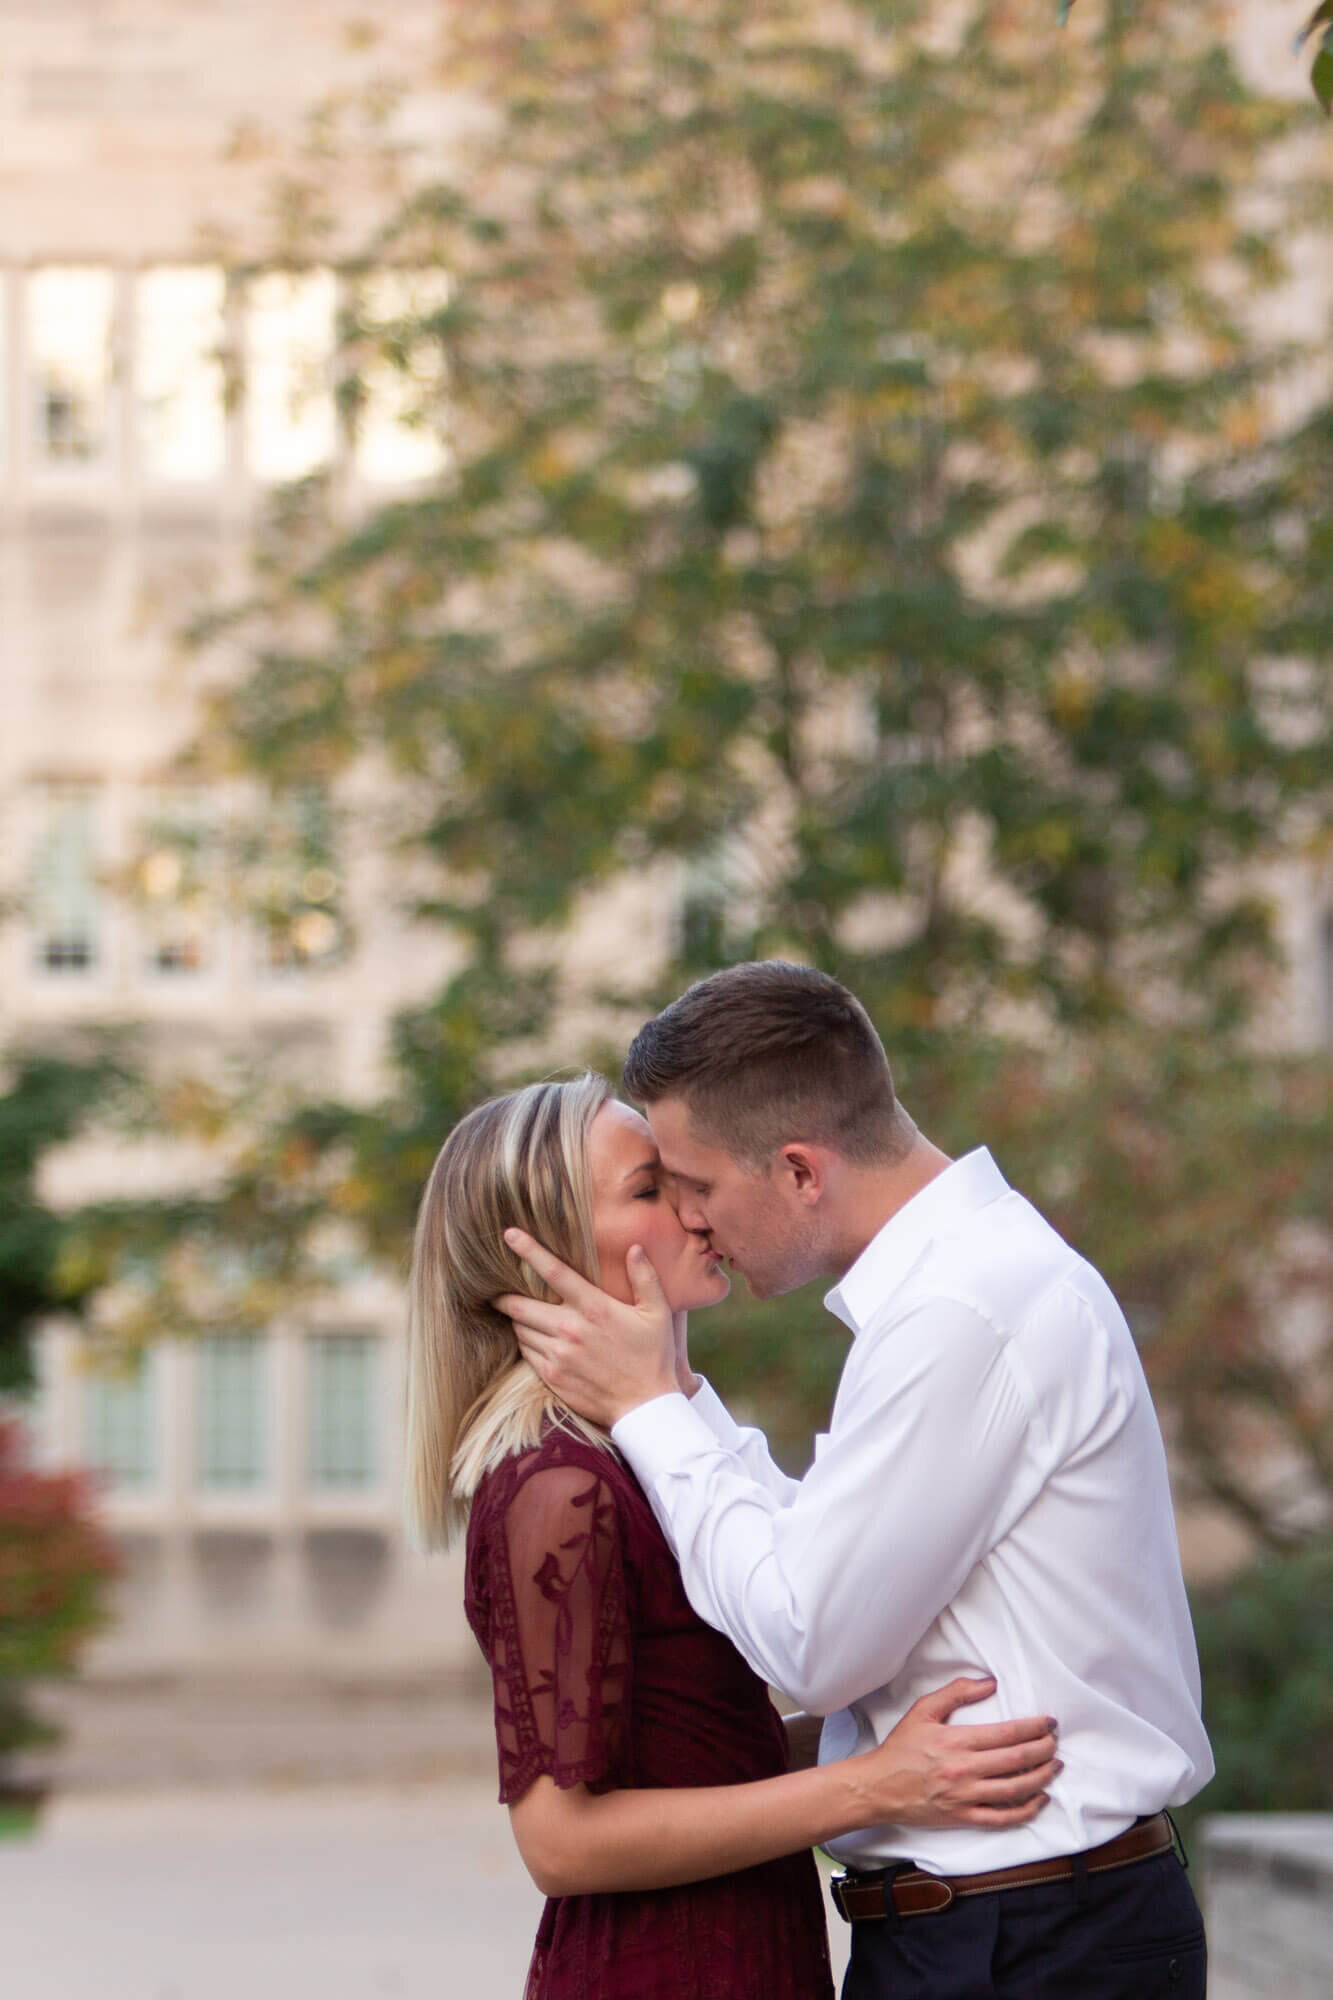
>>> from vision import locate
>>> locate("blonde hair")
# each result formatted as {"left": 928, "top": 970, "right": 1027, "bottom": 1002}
{"left": 405, "top": 1072, "right": 614, "bottom": 1551}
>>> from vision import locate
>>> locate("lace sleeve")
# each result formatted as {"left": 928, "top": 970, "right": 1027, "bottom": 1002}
{"left": 484, "top": 1460, "right": 633, "bottom": 1804}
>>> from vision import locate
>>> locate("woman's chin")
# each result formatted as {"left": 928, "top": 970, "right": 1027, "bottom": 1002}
{"left": 679, "top": 1268, "right": 730, "bottom": 1311}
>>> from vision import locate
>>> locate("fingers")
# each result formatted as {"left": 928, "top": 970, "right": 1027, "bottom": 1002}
{"left": 951, "top": 1712, "right": 1059, "bottom": 1751}
{"left": 626, "top": 1244, "right": 668, "bottom": 1311}
{"left": 909, "top": 1676, "right": 997, "bottom": 1723}
{"left": 965, "top": 1735, "right": 1059, "bottom": 1780}
{"left": 971, "top": 1757, "right": 1062, "bottom": 1805}
{"left": 502, "top": 1227, "right": 598, "bottom": 1309}
{"left": 513, "top": 1328, "right": 559, "bottom": 1385}
{"left": 493, "top": 1295, "right": 577, "bottom": 1339}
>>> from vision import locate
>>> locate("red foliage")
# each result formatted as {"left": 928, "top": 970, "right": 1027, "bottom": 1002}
{"left": 0, "top": 1419, "right": 118, "bottom": 1682}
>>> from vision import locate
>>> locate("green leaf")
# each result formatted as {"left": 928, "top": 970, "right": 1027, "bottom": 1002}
{"left": 1314, "top": 32, "right": 1333, "bottom": 114}
{"left": 1058, "top": 0, "right": 1075, "bottom": 21}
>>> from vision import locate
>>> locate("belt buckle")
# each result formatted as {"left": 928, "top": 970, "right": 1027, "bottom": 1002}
{"left": 832, "top": 1863, "right": 951, "bottom": 1923}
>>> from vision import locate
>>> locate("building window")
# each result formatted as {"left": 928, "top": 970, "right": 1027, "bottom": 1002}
{"left": 349, "top": 269, "right": 451, "bottom": 486}
{"left": 307, "top": 1334, "right": 378, "bottom": 1492}
{"left": 136, "top": 267, "right": 227, "bottom": 484}
{"left": 196, "top": 1335, "right": 268, "bottom": 1491}
{"left": 247, "top": 788, "right": 345, "bottom": 974}
{"left": 28, "top": 267, "right": 114, "bottom": 471}
{"left": 85, "top": 1351, "right": 157, "bottom": 1492}
{"left": 32, "top": 785, "right": 100, "bottom": 974}
{"left": 246, "top": 270, "right": 336, "bottom": 484}
{"left": 133, "top": 791, "right": 217, "bottom": 979}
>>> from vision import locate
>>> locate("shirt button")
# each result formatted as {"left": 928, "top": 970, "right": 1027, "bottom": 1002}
{"left": 1168, "top": 1960, "right": 1182, "bottom": 1983}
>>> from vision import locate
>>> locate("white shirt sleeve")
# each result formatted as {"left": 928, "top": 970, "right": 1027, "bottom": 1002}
{"left": 614, "top": 1302, "right": 1041, "bottom": 1715}
{"left": 687, "top": 1376, "right": 801, "bottom": 1506}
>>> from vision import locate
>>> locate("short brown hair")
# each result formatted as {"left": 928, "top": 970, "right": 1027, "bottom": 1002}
{"left": 622, "top": 961, "right": 906, "bottom": 1166}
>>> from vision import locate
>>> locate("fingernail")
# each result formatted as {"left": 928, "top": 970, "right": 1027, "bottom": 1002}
{"left": 504, "top": 1229, "right": 521, "bottom": 1245}
{"left": 1046, "top": 1718, "right": 1058, "bottom": 1731}
{"left": 1053, "top": 1760, "right": 1064, "bottom": 1774}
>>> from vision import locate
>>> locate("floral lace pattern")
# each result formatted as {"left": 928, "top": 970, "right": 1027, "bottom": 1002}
{"left": 466, "top": 1429, "right": 834, "bottom": 2000}
{"left": 481, "top": 1453, "right": 630, "bottom": 1801}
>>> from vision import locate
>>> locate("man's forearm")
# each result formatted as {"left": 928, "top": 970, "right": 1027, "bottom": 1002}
{"left": 613, "top": 1322, "right": 1034, "bottom": 1714}
{"left": 688, "top": 1377, "right": 800, "bottom": 1505}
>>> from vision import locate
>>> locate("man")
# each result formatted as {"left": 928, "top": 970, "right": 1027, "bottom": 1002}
{"left": 500, "top": 961, "right": 1213, "bottom": 1999}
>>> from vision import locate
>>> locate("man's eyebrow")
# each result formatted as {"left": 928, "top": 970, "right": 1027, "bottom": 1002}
{"left": 620, "top": 1158, "right": 660, "bottom": 1184}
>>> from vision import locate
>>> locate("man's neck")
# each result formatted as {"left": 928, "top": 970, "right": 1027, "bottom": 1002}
{"left": 828, "top": 1136, "right": 954, "bottom": 1281}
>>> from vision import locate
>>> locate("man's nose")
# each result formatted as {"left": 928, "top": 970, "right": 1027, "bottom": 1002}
{"left": 664, "top": 1173, "right": 703, "bottom": 1227}
{"left": 678, "top": 1193, "right": 710, "bottom": 1233}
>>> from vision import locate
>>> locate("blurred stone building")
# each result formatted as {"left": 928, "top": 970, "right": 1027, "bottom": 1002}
{"left": 0, "top": 0, "right": 480, "bottom": 1685}
{"left": 0, "top": 0, "right": 1328, "bottom": 1693}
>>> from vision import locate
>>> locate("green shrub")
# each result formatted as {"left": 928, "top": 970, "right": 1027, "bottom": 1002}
{"left": 1182, "top": 1539, "right": 1333, "bottom": 1840}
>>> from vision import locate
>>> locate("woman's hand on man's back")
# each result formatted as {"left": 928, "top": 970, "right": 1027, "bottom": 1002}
{"left": 850, "top": 1676, "right": 1060, "bottom": 1829}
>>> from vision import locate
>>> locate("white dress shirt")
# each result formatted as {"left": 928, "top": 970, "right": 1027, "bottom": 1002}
{"left": 612, "top": 1147, "right": 1214, "bottom": 1875}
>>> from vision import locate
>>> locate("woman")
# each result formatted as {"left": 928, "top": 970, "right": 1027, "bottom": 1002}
{"left": 406, "top": 1074, "right": 1058, "bottom": 2000}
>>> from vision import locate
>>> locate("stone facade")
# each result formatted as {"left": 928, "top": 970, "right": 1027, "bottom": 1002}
{"left": 1, "top": 0, "right": 477, "bottom": 1686}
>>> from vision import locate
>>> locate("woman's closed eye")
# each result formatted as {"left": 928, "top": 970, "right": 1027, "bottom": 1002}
{"left": 633, "top": 1184, "right": 661, "bottom": 1201}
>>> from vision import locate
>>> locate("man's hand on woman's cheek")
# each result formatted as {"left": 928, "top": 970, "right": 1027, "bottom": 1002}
{"left": 495, "top": 1227, "right": 681, "bottom": 1428}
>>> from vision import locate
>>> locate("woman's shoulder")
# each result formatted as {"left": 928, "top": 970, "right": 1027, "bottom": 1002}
{"left": 471, "top": 1422, "right": 633, "bottom": 1526}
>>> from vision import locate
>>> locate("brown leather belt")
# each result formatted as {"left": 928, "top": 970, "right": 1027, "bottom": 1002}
{"left": 830, "top": 1812, "right": 1175, "bottom": 1922}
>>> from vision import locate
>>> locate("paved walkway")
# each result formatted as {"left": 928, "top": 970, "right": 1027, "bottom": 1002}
{"left": 1, "top": 1780, "right": 852, "bottom": 1997}
{"left": 1, "top": 1782, "right": 543, "bottom": 1999}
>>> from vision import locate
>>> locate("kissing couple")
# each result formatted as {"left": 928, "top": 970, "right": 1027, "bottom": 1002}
{"left": 406, "top": 960, "right": 1212, "bottom": 2000}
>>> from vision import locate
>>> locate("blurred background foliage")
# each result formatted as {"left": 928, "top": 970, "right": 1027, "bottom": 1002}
{"left": 0, "top": 1055, "right": 129, "bottom": 1395}
{"left": 1179, "top": 1538, "right": 1333, "bottom": 1842}
{"left": 4, "top": 0, "right": 1330, "bottom": 1800}
{"left": 0, "top": 1418, "right": 118, "bottom": 1785}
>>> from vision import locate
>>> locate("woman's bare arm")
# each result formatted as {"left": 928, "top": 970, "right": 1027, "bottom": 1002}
{"left": 509, "top": 1676, "right": 1058, "bottom": 1898}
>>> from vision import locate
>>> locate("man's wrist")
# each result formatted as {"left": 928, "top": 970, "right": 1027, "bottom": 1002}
{"left": 610, "top": 1379, "right": 682, "bottom": 1428}
{"left": 610, "top": 1389, "right": 724, "bottom": 1486}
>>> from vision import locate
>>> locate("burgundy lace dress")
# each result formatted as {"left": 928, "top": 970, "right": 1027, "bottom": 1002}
{"left": 464, "top": 1426, "right": 835, "bottom": 2000}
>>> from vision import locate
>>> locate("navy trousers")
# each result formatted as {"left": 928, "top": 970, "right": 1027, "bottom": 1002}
{"left": 841, "top": 1849, "right": 1206, "bottom": 2000}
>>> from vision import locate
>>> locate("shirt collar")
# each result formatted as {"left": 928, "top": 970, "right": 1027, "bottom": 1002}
{"left": 824, "top": 1147, "right": 1010, "bottom": 1335}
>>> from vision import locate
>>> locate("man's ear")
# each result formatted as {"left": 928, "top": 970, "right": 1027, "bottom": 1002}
{"left": 775, "top": 1143, "right": 827, "bottom": 1205}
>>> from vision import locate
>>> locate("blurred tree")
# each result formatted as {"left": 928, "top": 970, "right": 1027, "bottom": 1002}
{"left": 1180, "top": 1537, "right": 1333, "bottom": 1841}
{"left": 0, "top": 1056, "right": 122, "bottom": 1394}
{"left": 106, "top": 0, "right": 1330, "bottom": 1544}
{"left": 201, "top": 0, "right": 1326, "bottom": 1035}
{"left": 1062, "top": 0, "right": 1333, "bottom": 113}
